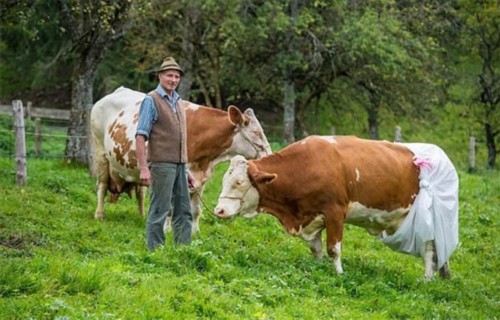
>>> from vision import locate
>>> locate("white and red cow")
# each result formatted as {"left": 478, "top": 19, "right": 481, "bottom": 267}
{"left": 214, "top": 135, "right": 459, "bottom": 279}
{"left": 90, "top": 86, "right": 272, "bottom": 232}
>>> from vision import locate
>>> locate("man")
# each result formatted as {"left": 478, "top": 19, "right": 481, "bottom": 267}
{"left": 136, "top": 56, "right": 195, "bottom": 250}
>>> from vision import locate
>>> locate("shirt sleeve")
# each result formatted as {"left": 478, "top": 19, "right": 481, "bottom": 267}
{"left": 136, "top": 95, "right": 157, "bottom": 140}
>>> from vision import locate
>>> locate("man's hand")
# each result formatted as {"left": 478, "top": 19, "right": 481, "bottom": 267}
{"left": 140, "top": 167, "right": 151, "bottom": 186}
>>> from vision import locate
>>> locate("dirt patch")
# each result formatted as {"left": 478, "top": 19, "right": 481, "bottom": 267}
{"left": 0, "top": 233, "right": 42, "bottom": 250}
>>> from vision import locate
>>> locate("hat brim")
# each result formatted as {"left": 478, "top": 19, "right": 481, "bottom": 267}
{"left": 155, "top": 66, "right": 184, "bottom": 75}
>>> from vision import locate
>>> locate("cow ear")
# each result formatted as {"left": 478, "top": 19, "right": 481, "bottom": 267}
{"left": 228, "top": 105, "right": 249, "bottom": 126}
{"left": 253, "top": 171, "right": 277, "bottom": 184}
{"left": 242, "top": 108, "right": 253, "bottom": 125}
{"left": 244, "top": 108, "right": 255, "bottom": 117}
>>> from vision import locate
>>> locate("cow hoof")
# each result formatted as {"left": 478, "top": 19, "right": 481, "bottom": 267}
{"left": 94, "top": 212, "right": 105, "bottom": 220}
{"left": 439, "top": 264, "right": 451, "bottom": 279}
{"left": 191, "top": 221, "right": 200, "bottom": 234}
{"left": 423, "top": 272, "right": 435, "bottom": 281}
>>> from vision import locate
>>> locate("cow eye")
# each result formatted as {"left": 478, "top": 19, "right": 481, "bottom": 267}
{"left": 253, "top": 131, "right": 262, "bottom": 138}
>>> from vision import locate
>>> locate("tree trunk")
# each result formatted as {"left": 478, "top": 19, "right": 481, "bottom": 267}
{"left": 283, "top": 0, "right": 298, "bottom": 144}
{"left": 197, "top": 74, "right": 213, "bottom": 107}
{"left": 485, "top": 123, "right": 497, "bottom": 169}
{"left": 367, "top": 100, "right": 379, "bottom": 140}
{"left": 58, "top": 1, "right": 133, "bottom": 166}
{"left": 65, "top": 70, "right": 94, "bottom": 164}
{"left": 283, "top": 80, "right": 295, "bottom": 144}
{"left": 214, "top": 71, "right": 223, "bottom": 109}
{"left": 178, "top": 4, "right": 198, "bottom": 100}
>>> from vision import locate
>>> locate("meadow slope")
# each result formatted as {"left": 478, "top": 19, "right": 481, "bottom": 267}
{"left": 0, "top": 157, "right": 498, "bottom": 319}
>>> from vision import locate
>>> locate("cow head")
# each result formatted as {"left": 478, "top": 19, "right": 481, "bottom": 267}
{"left": 228, "top": 106, "right": 272, "bottom": 159}
{"left": 214, "top": 155, "right": 276, "bottom": 219}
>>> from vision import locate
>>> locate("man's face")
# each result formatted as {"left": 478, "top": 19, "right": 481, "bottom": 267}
{"left": 159, "top": 70, "right": 181, "bottom": 93}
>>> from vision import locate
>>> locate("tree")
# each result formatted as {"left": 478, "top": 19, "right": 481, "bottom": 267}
{"left": 334, "top": 3, "right": 446, "bottom": 139}
{"left": 124, "top": 0, "right": 245, "bottom": 108}
{"left": 227, "top": 0, "right": 344, "bottom": 141}
{"left": 0, "top": 1, "right": 72, "bottom": 101}
{"left": 58, "top": 0, "right": 134, "bottom": 165}
{"left": 459, "top": 0, "right": 500, "bottom": 169}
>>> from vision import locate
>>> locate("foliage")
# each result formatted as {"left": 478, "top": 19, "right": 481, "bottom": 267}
{"left": 0, "top": 1, "right": 72, "bottom": 100}
{"left": 455, "top": 0, "right": 500, "bottom": 168}
{"left": 0, "top": 0, "right": 498, "bottom": 167}
{"left": 0, "top": 156, "right": 498, "bottom": 319}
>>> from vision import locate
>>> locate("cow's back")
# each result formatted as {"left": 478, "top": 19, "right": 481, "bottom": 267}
{"left": 91, "top": 87, "right": 144, "bottom": 142}
{"left": 333, "top": 136, "right": 419, "bottom": 211}
{"left": 252, "top": 135, "right": 419, "bottom": 212}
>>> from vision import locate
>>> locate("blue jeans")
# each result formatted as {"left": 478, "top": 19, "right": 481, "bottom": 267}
{"left": 146, "top": 162, "right": 192, "bottom": 249}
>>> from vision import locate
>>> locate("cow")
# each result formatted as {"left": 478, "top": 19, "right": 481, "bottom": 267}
{"left": 90, "top": 86, "right": 272, "bottom": 233}
{"left": 214, "top": 135, "right": 459, "bottom": 279}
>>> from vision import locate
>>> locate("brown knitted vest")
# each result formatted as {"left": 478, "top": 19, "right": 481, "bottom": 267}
{"left": 147, "top": 91, "right": 188, "bottom": 163}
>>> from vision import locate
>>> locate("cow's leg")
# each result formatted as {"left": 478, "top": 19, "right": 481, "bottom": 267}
{"left": 423, "top": 240, "right": 438, "bottom": 279}
{"left": 95, "top": 181, "right": 107, "bottom": 219}
{"left": 439, "top": 262, "right": 451, "bottom": 279}
{"left": 163, "top": 210, "right": 173, "bottom": 232}
{"left": 94, "top": 152, "right": 109, "bottom": 220}
{"left": 190, "top": 186, "right": 203, "bottom": 234}
{"left": 308, "top": 231, "right": 323, "bottom": 259}
{"left": 425, "top": 240, "right": 453, "bottom": 279}
{"left": 136, "top": 185, "right": 147, "bottom": 217}
{"left": 325, "top": 208, "right": 345, "bottom": 274}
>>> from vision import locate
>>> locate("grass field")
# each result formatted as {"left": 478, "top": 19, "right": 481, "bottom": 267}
{"left": 0, "top": 156, "right": 498, "bottom": 319}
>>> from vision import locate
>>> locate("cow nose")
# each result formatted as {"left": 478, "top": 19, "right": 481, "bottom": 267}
{"left": 214, "top": 207, "right": 225, "bottom": 217}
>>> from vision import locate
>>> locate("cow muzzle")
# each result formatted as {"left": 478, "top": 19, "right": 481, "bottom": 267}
{"left": 214, "top": 200, "right": 240, "bottom": 219}
{"left": 214, "top": 207, "right": 230, "bottom": 218}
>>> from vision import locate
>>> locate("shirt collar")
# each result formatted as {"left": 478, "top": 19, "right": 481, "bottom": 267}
{"left": 156, "top": 84, "right": 180, "bottom": 105}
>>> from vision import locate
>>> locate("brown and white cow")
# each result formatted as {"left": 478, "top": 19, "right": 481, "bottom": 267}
{"left": 90, "top": 86, "right": 272, "bottom": 232}
{"left": 214, "top": 135, "right": 459, "bottom": 279}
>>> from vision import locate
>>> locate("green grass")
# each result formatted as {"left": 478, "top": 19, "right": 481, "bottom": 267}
{"left": 0, "top": 157, "right": 498, "bottom": 319}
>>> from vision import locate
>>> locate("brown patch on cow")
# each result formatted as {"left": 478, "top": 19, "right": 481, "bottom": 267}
{"left": 128, "top": 149, "right": 138, "bottom": 169}
{"left": 109, "top": 120, "right": 133, "bottom": 167}
{"left": 108, "top": 119, "right": 118, "bottom": 135}
{"left": 119, "top": 110, "right": 125, "bottom": 117}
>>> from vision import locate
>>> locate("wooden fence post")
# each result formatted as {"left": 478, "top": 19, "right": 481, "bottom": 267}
{"left": 12, "top": 100, "right": 27, "bottom": 185}
{"left": 35, "top": 117, "right": 42, "bottom": 155}
{"left": 26, "top": 101, "right": 32, "bottom": 120}
{"left": 395, "top": 126, "right": 401, "bottom": 142}
{"left": 469, "top": 136, "right": 476, "bottom": 171}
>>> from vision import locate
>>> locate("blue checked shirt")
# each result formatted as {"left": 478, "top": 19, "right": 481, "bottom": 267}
{"left": 136, "top": 84, "right": 181, "bottom": 140}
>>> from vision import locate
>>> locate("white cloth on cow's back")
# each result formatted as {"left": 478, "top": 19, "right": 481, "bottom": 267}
{"left": 378, "top": 143, "right": 459, "bottom": 269}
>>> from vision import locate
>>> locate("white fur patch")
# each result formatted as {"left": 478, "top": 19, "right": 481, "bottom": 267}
{"left": 333, "top": 242, "right": 343, "bottom": 274}
{"left": 345, "top": 201, "right": 410, "bottom": 236}
{"left": 355, "top": 168, "right": 360, "bottom": 182}
{"left": 318, "top": 135, "right": 337, "bottom": 143}
{"left": 288, "top": 215, "right": 325, "bottom": 241}
{"left": 185, "top": 101, "right": 201, "bottom": 110}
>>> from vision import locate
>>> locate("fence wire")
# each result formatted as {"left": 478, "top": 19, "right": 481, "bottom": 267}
{"left": 0, "top": 117, "right": 88, "bottom": 159}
